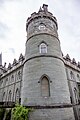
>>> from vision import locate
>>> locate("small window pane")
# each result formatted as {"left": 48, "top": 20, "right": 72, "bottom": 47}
{"left": 39, "top": 24, "right": 45, "bottom": 30}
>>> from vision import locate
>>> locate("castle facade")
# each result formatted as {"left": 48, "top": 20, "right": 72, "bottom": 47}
{"left": 0, "top": 4, "right": 80, "bottom": 120}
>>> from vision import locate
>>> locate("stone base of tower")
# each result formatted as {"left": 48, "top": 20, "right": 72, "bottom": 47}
{"left": 29, "top": 107, "right": 75, "bottom": 120}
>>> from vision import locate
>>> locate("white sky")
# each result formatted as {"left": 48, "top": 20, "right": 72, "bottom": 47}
{"left": 0, "top": 0, "right": 80, "bottom": 65}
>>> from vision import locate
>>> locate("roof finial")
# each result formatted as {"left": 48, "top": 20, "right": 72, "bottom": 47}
{"left": 39, "top": 6, "right": 42, "bottom": 12}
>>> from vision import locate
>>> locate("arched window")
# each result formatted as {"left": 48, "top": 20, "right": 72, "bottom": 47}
{"left": 15, "top": 88, "right": 20, "bottom": 102}
{"left": 74, "top": 88, "right": 78, "bottom": 104}
{"left": 38, "top": 23, "right": 46, "bottom": 30}
{"left": 77, "top": 74, "right": 80, "bottom": 81}
{"left": 11, "top": 75, "right": 14, "bottom": 81}
{"left": 3, "top": 92, "right": 5, "bottom": 101}
{"left": 70, "top": 71, "right": 74, "bottom": 80}
{"left": 41, "top": 76, "right": 50, "bottom": 97}
{"left": 18, "top": 71, "right": 21, "bottom": 79}
{"left": 39, "top": 43, "right": 47, "bottom": 54}
{"left": 8, "top": 90, "right": 12, "bottom": 101}
{"left": 5, "top": 78, "right": 8, "bottom": 86}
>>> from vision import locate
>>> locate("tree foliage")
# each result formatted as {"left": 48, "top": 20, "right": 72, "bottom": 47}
{"left": 5, "top": 109, "right": 11, "bottom": 120}
{"left": 12, "top": 104, "right": 31, "bottom": 120}
{"left": 0, "top": 108, "right": 5, "bottom": 120}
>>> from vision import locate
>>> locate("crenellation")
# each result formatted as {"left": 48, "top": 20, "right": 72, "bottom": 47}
{"left": 26, "top": 5, "right": 58, "bottom": 32}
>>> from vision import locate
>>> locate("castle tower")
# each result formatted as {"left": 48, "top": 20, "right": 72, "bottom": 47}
{"left": 21, "top": 4, "right": 75, "bottom": 120}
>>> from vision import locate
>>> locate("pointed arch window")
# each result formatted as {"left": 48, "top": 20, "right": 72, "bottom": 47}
{"left": 74, "top": 87, "right": 78, "bottom": 104}
{"left": 15, "top": 88, "right": 20, "bottom": 102}
{"left": 41, "top": 76, "right": 50, "bottom": 97}
{"left": 70, "top": 71, "right": 74, "bottom": 80}
{"left": 11, "top": 75, "right": 14, "bottom": 82}
{"left": 8, "top": 90, "right": 12, "bottom": 101}
{"left": 18, "top": 71, "right": 21, "bottom": 80}
{"left": 39, "top": 43, "right": 47, "bottom": 54}
{"left": 77, "top": 74, "right": 80, "bottom": 81}
{"left": 3, "top": 92, "right": 5, "bottom": 101}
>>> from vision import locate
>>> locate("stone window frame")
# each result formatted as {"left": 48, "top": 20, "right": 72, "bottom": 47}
{"left": 77, "top": 74, "right": 80, "bottom": 81}
{"left": 38, "top": 23, "right": 46, "bottom": 30}
{"left": 39, "top": 74, "right": 50, "bottom": 98}
{"left": 70, "top": 71, "right": 75, "bottom": 80}
{"left": 18, "top": 71, "right": 21, "bottom": 80}
{"left": 11, "top": 74, "right": 14, "bottom": 82}
{"left": 8, "top": 90, "right": 12, "bottom": 101}
{"left": 39, "top": 42, "right": 48, "bottom": 54}
{"left": 15, "top": 88, "right": 20, "bottom": 102}
{"left": 77, "top": 82, "right": 80, "bottom": 103}
{"left": 3, "top": 92, "right": 5, "bottom": 101}
{"left": 74, "top": 87, "right": 78, "bottom": 104}
{"left": 5, "top": 78, "right": 8, "bottom": 86}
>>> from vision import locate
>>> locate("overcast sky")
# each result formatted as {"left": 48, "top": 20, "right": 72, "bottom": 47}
{"left": 0, "top": 0, "right": 80, "bottom": 66}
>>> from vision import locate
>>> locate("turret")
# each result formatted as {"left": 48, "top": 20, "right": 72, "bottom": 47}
{"left": 21, "top": 4, "right": 75, "bottom": 120}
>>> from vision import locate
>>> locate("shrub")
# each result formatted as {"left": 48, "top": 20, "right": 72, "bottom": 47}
{"left": 0, "top": 108, "right": 5, "bottom": 120}
{"left": 12, "top": 104, "right": 31, "bottom": 120}
{"left": 5, "top": 109, "right": 11, "bottom": 120}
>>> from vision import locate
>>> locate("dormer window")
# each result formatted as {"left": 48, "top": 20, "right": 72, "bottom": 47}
{"left": 39, "top": 43, "right": 47, "bottom": 54}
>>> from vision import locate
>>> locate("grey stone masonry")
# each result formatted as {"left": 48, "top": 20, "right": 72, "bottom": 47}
{"left": 21, "top": 4, "right": 75, "bottom": 120}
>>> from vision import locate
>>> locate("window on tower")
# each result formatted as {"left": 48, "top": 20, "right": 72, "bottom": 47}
{"left": 38, "top": 23, "right": 46, "bottom": 30}
{"left": 39, "top": 43, "right": 47, "bottom": 54}
{"left": 41, "top": 76, "right": 50, "bottom": 97}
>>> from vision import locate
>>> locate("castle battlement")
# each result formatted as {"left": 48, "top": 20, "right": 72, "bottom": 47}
{"left": 0, "top": 53, "right": 80, "bottom": 78}
{"left": 26, "top": 4, "right": 58, "bottom": 31}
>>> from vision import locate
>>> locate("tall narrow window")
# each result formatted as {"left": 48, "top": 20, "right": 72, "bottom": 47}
{"left": 5, "top": 78, "right": 8, "bottom": 86}
{"left": 11, "top": 75, "right": 14, "bottom": 82}
{"left": 70, "top": 71, "right": 74, "bottom": 80}
{"left": 8, "top": 90, "right": 12, "bottom": 101}
{"left": 41, "top": 76, "right": 50, "bottom": 97}
{"left": 77, "top": 83, "right": 80, "bottom": 103}
{"left": 74, "top": 88, "right": 78, "bottom": 104}
{"left": 18, "top": 71, "right": 21, "bottom": 80}
{"left": 77, "top": 74, "right": 80, "bottom": 81}
{"left": 15, "top": 88, "right": 20, "bottom": 102}
{"left": 3, "top": 92, "right": 5, "bottom": 101}
{"left": 39, "top": 43, "right": 47, "bottom": 54}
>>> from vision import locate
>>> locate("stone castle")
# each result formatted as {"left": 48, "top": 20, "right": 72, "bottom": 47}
{"left": 0, "top": 4, "right": 80, "bottom": 120}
